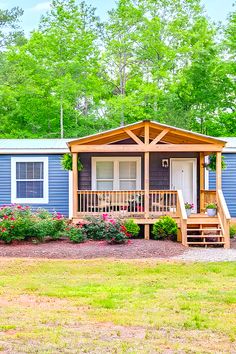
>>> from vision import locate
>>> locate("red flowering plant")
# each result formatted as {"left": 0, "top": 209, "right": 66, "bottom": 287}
{"left": 0, "top": 205, "right": 32, "bottom": 243}
{"left": 0, "top": 205, "right": 68, "bottom": 243}
{"left": 83, "top": 214, "right": 130, "bottom": 244}
{"left": 83, "top": 215, "right": 108, "bottom": 240}
{"left": 104, "top": 217, "right": 131, "bottom": 244}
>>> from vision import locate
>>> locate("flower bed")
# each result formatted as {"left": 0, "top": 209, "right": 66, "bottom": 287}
{"left": 0, "top": 205, "right": 84, "bottom": 244}
{"left": 0, "top": 207, "right": 134, "bottom": 245}
{"left": 0, "top": 207, "right": 177, "bottom": 245}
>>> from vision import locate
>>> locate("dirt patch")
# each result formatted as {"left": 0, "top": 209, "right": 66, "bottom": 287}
{"left": 0, "top": 239, "right": 185, "bottom": 259}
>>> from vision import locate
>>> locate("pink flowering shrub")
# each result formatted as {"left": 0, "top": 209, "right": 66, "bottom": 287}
{"left": 83, "top": 215, "right": 108, "bottom": 240}
{"left": 0, "top": 205, "right": 67, "bottom": 243}
{"left": 84, "top": 214, "right": 130, "bottom": 244}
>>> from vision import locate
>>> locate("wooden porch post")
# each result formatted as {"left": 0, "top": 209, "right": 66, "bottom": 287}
{"left": 72, "top": 153, "right": 78, "bottom": 218}
{"left": 200, "top": 152, "right": 205, "bottom": 212}
{"left": 216, "top": 152, "right": 222, "bottom": 191}
{"left": 144, "top": 122, "right": 150, "bottom": 239}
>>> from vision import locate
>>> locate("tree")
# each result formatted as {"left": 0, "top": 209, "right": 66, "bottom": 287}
{"left": 100, "top": 0, "right": 224, "bottom": 131}
{"left": 100, "top": 0, "right": 144, "bottom": 126}
{"left": 0, "top": 0, "right": 104, "bottom": 138}
{"left": 216, "top": 5, "right": 236, "bottom": 136}
{"left": 0, "top": 6, "right": 24, "bottom": 49}
{"left": 1, "top": 0, "right": 236, "bottom": 138}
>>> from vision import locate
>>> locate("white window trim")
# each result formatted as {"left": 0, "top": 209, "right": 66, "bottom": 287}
{"left": 11, "top": 157, "right": 49, "bottom": 204}
{"left": 92, "top": 157, "right": 141, "bottom": 190}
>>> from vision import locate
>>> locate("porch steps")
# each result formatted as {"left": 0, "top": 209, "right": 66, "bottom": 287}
{"left": 186, "top": 217, "right": 224, "bottom": 247}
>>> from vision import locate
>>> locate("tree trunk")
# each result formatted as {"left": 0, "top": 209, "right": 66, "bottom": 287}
{"left": 60, "top": 99, "right": 64, "bottom": 138}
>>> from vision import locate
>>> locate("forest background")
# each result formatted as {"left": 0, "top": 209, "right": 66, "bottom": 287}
{"left": 0, "top": 0, "right": 236, "bottom": 138}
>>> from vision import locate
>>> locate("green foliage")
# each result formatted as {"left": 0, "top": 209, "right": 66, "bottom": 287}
{"left": 205, "top": 203, "right": 217, "bottom": 209}
{"left": 105, "top": 221, "right": 129, "bottom": 244}
{"left": 0, "top": 205, "right": 67, "bottom": 243}
{"left": 152, "top": 216, "right": 178, "bottom": 240}
{"left": 206, "top": 154, "right": 227, "bottom": 171}
{"left": 83, "top": 216, "right": 107, "bottom": 240}
{"left": 83, "top": 214, "right": 129, "bottom": 244}
{"left": 124, "top": 219, "right": 140, "bottom": 237}
{"left": 185, "top": 202, "right": 194, "bottom": 210}
{"left": 61, "top": 153, "right": 83, "bottom": 171}
{"left": 0, "top": 0, "right": 236, "bottom": 138}
{"left": 66, "top": 225, "right": 86, "bottom": 243}
{"left": 230, "top": 224, "right": 236, "bottom": 238}
{"left": 0, "top": 6, "right": 25, "bottom": 49}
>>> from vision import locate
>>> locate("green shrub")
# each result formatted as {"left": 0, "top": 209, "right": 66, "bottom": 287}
{"left": 124, "top": 219, "right": 140, "bottom": 237}
{"left": 83, "top": 215, "right": 107, "bottom": 240}
{"left": 152, "top": 216, "right": 177, "bottom": 240}
{"left": 84, "top": 214, "right": 129, "bottom": 244}
{"left": 105, "top": 220, "right": 129, "bottom": 244}
{"left": 67, "top": 225, "right": 86, "bottom": 243}
{"left": 0, "top": 205, "right": 67, "bottom": 243}
{"left": 230, "top": 224, "right": 236, "bottom": 238}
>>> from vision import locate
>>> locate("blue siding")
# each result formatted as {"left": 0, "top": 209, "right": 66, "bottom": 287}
{"left": 209, "top": 153, "right": 236, "bottom": 217}
{"left": 0, "top": 154, "right": 69, "bottom": 216}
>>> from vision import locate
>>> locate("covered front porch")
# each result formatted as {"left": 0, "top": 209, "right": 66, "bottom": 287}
{"left": 68, "top": 120, "right": 230, "bottom": 248}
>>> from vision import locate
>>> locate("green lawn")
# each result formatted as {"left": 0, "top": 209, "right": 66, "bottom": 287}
{"left": 0, "top": 259, "right": 236, "bottom": 353}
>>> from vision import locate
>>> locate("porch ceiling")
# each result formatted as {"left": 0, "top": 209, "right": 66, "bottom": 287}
{"left": 68, "top": 120, "right": 225, "bottom": 150}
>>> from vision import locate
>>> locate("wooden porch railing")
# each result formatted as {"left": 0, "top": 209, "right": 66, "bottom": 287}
{"left": 217, "top": 190, "right": 231, "bottom": 249}
{"left": 77, "top": 190, "right": 178, "bottom": 218}
{"left": 77, "top": 190, "right": 144, "bottom": 217}
{"left": 149, "top": 190, "right": 178, "bottom": 215}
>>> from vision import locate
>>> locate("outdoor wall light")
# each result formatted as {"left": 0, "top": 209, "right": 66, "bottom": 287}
{"left": 162, "top": 159, "right": 169, "bottom": 168}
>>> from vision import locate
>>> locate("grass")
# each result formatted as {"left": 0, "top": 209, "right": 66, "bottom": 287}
{"left": 0, "top": 258, "right": 236, "bottom": 353}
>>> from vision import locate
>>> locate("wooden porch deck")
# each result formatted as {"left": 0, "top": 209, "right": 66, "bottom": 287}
{"left": 69, "top": 120, "right": 230, "bottom": 248}
{"left": 72, "top": 189, "right": 230, "bottom": 248}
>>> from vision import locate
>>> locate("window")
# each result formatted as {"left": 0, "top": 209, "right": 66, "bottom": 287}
{"left": 11, "top": 157, "right": 49, "bottom": 203}
{"left": 96, "top": 161, "right": 114, "bottom": 190}
{"left": 92, "top": 157, "right": 141, "bottom": 190}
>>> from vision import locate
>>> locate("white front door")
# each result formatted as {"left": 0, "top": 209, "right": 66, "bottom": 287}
{"left": 170, "top": 158, "right": 197, "bottom": 213}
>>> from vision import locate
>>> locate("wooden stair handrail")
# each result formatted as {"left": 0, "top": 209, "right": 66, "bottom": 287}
{"left": 217, "top": 189, "right": 231, "bottom": 249}
{"left": 177, "top": 190, "right": 187, "bottom": 246}
{"left": 217, "top": 190, "right": 231, "bottom": 221}
{"left": 177, "top": 190, "right": 187, "bottom": 220}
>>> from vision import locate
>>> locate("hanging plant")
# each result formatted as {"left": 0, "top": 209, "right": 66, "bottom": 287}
{"left": 61, "top": 153, "right": 83, "bottom": 171}
{"left": 204, "top": 153, "right": 226, "bottom": 171}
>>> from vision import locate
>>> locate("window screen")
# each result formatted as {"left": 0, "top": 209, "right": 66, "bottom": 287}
{"left": 119, "top": 161, "right": 137, "bottom": 190}
{"left": 96, "top": 161, "right": 114, "bottom": 190}
{"left": 16, "top": 162, "right": 44, "bottom": 198}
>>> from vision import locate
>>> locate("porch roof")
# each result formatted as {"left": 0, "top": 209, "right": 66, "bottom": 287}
{"left": 67, "top": 120, "right": 226, "bottom": 151}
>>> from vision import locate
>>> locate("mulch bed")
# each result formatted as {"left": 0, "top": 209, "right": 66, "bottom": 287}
{"left": 0, "top": 239, "right": 186, "bottom": 259}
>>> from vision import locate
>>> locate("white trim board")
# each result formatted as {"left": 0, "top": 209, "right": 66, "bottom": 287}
{"left": 11, "top": 156, "right": 49, "bottom": 204}
{"left": 170, "top": 158, "right": 197, "bottom": 213}
{"left": 91, "top": 156, "right": 141, "bottom": 190}
{"left": 68, "top": 170, "right": 73, "bottom": 218}
{"left": 0, "top": 149, "right": 69, "bottom": 154}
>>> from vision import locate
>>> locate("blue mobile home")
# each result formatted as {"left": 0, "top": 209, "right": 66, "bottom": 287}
{"left": 208, "top": 138, "right": 236, "bottom": 217}
{"left": 0, "top": 133, "right": 235, "bottom": 220}
{"left": 0, "top": 139, "right": 72, "bottom": 217}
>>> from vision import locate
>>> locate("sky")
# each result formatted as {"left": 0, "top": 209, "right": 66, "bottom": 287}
{"left": 0, "top": 0, "right": 235, "bottom": 34}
